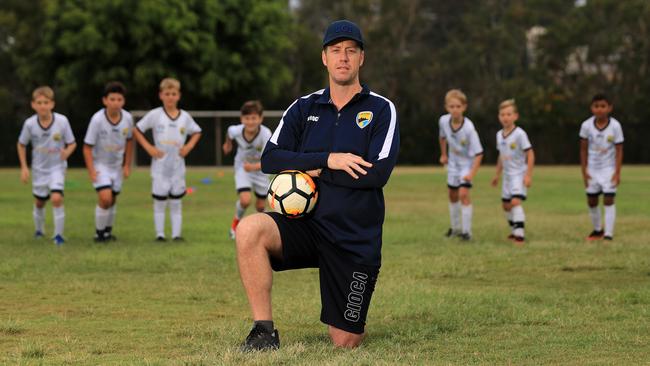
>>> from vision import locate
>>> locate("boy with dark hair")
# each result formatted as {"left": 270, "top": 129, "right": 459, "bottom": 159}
{"left": 222, "top": 100, "right": 272, "bottom": 239}
{"left": 579, "top": 93, "right": 623, "bottom": 241}
{"left": 83, "top": 81, "right": 134, "bottom": 242}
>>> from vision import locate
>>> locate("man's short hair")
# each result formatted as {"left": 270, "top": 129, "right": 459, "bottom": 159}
{"left": 592, "top": 93, "right": 612, "bottom": 105}
{"left": 445, "top": 89, "right": 467, "bottom": 106}
{"left": 160, "top": 78, "right": 181, "bottom": 91}
{"left": 103, "top": 81, "right": 127, "bottom": 97}
{"left": 32, "top": 86, "right": 54, "bottom": 101}
{"left": 241, "top": 100, "right": 264, "bottom": 116}
{"left": 499, "top": 99, "right": 517, "bottom": 113}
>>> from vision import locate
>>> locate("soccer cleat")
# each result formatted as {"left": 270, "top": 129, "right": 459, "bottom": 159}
{"left": 444, "top": 228, "right": 460, "bottom": 238}
{"left": 104, "top": 228, "right": 117, "bottom": 241}
{"left": 586, "top": 230, "right": 604, "bottom": 241}
{"left": 230, "top": 217, "right": 240, "bottom": 240}
{"left": 53, "top": 234, "right": 65, "bottom": 246}
{"left": 240, "top": 324, "right": 280, "bottom": 351}
{"left": 172, "top": 236, "right": 185, "bottom": 242}
{"left": 507, "top": 233, "right": 516, "bottom": 240}
{"left": 155, "top": 236, "right": 167, "bottom": 242}
{"left": 603, "top": 235, "right": 613, "bottom": 241}
{"left": 459, "top": 233, "right": 472, "bottom": 241}
{"left": 512, "top": 236, "right": 525, "bottom": 245}
{"left": 34, "top": 230, "right": 45, "bottom": 239}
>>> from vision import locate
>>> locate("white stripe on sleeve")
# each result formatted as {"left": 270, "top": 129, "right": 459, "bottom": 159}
{"left": 370, "top": 92, "right": 397, "bottom": 160}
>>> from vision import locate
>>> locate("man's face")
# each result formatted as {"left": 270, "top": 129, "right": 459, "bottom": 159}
{"left": 241, "top": 113, "right": 263, "bottom": 131}
{"left": 31, "top": 95, "right": 55, "bottom": 117}
{"left": 590, "top": 100, "right": 612, "bottom": 119}
{"left": 102, "top": 93, "right": 125, "bottom": 113}
{"left": 159, "top": 88, "right": 181, "bottom": 109}
{"left": 322, "top": 39, "right": 364, "bottom": 86}
{"left": 498, "top": 106, "right": 519, "bottom": 128}
{"left": 445, "top": 98, "right": 467, "bottom": 120}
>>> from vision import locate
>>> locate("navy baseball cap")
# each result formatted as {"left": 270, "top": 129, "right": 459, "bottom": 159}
{"left": 322, "top": 20, "right": 364, "bottom": 49}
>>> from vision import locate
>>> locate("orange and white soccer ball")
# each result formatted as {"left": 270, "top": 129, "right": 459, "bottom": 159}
{"left": 267, "top": 170, "right": 318, "bottom": 218}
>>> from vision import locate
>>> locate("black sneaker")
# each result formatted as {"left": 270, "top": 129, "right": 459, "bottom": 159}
{"left": 155, "top": 236, "right": 167, "bottom": 242}
{"left": 94, "top": 230, "right": 106, "bottom": 243}
{"left": 444, "top": 228, "right": 459, "bottom": 238}
{"left": 241, "top": 324, "right": 280, "bottom": 351}
{"left": 459, "top": 233, "right": 472, "bottom": 241}
{"left": 586, "top": 230, "right": 604, "bottom": 241}
{"left": 603, "top": 235, "right": 613, "bottom": 241}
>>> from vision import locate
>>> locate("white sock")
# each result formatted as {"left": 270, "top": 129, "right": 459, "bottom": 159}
{"left": 107, "top": 205, "right": 116, "bottom": 229}
{"left": 235, "top": 200, "right": 246, "bottom": 219}
{"left": 604, "top": 204, "right": 616, "bottom": 237}
{"left": 153, "top": 200, "right": 168, "bottom": 238}
{"left": 169, "top": 199, "right": 182, "bottom": 238}
{"left": 461, "top": 204, "right": 472, "bottom": 235}
{"left": 505, "top": 210, "right": 514, "bottom": 232}
{"left": 588, "top": 206, "right": 602, "bottom": 231}
{"left": 511, "top": 205, "right": 526, "bottom": 238}
{"left": 33, "top": 205, "right": 45, "bottom": 233}
{"left": 95, "top": 205, "right": 110, "bottom": 231}
{"left": 53, "top": 206, "right": 65, "bottom": 237}
{"left": 449, "top": 201, "right": 461, "bottom": 231}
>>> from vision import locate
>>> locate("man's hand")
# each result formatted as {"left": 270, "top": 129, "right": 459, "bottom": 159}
{"left": 123, "top": 165, "right": 131, "bottom": 179}
{"left": 306, "top": 169, "right": 322, "bottom": 178}
{"left": 524, "top": 174, "right": 532, "bottom": 188}
{"left": 88, "top": 169, "right": 98, "bottom": 182}
{"left": 491, "top": 175, "right": 499, "bottom": 187}
{"left": 149, "top": 147, "right": 165, "bottom": 159}
{"left": 327, "top": 153, "right": 372, "bottom": 179}
{"left": 582, "top": 172, "right": 591, "bottom": 188}
{"left": 611, "top": 172, "right": 620, "bottom": 187}
{"left": 20, "top": 167, "right": 30, "bottom": 184}
{"left": 439, "top": 155, "right": 448, "bottom": 165}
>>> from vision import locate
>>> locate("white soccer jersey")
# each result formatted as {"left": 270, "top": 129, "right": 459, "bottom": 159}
{"left": 136, "top": 107, "right": 202, "bottom": 177}
{"left": 579, "top": 117, "right": 624, "bottom": 170}
{"left": 227, "top": 124, "right": 272, "bottom": 168}
{"left": 18, "top": 113, "right": 76, "bottom": 175}
{"left": 84, "top": 109, "right": 134, "bottom": 168}
{"left": 496, "top": 126, "right": 532, "bottom": 176}
{"left": 438, "top": 114, "right": 483, "bottom": 171}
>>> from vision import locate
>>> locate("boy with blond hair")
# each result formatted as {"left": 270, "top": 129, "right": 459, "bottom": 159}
{"left": 222, "top": 100, "right": 272, "bottom": 239}
{"left": 134, "top": 78, "right": 202, "bottom": 241}
{"left": 438, "top": 89, "right": 483, "bottom": 241}
{"left": 579, "top": 93, "right": 623, "bottom": 241}
{"left": 491, "top": 99, "right": 535, "bottom": 243}
{"left": 83, "top": 81, "right": 134, "bottom": 242}
{"left": 17, "top": 86, "right": 77, "bottom": 245}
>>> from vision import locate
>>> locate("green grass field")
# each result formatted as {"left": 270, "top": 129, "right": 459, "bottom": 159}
{"left": 1, "top": 166, "right": 649, "bottom": 365}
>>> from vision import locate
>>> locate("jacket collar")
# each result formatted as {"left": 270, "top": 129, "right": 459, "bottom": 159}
{"left": 315, "top": 84, "right": 370, "bottom": 105}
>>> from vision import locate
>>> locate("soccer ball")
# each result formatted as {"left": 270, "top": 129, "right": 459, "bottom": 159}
{"left": 267, "top": 170, "right": 318, "bottom": 218}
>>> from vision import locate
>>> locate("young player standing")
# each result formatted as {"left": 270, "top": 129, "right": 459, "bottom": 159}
{"left": 83, "top": 82, "right": 134, "bottom": 242}
{"left": 438, "top": 89, "right": 483, "bottom": 241}
{"left": 134, "top": 78, "right": 202, "bottom": 242}
{"left": 17, "top": 86, "right": 77, "bottom": 245}
{"left": 222, "top": 100, "right": 272, "bottom": 239}
{"left": 491, "top": 99, "right": 534, "bottom": 244}
{"left": 579, "top": 93, "right": 623, "bottom": 241}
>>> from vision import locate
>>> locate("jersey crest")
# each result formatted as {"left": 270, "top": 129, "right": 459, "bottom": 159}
{"left": 180, "top": 127, "right": 186, "bottom": 135}
{"left": 356, "top": 111, "right": 373, "bottom": 129}
{"left": 606, "top": 135, "right": 614, "bottom": 143}
{"left": 52, "top": 133, "right": 62, "bottom": 142}
{"left": 510, "top": 142, "right": 517, "bottom": 150}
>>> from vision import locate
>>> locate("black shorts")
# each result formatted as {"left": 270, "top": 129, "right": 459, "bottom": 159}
{"left": 266, "top": 212, "right": 379, "bottom": 334}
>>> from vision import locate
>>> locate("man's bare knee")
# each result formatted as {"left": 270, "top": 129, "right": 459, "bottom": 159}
{"left": 235, "top": 213, "right": 281, "bottom": 255}
{"left": 328, "top": 326, "right": 364, "bottom": 348}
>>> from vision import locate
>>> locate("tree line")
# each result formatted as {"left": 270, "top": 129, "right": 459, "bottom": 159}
{"left": 1, "top": 0, "right": 648, "bottom": 166}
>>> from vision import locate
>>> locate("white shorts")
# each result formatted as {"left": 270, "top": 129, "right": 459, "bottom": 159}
{"left": 501, "top": 174, "right": 527, "bottom": 202}
{"left": 93, "top": 165, "right": 123, "bottom": 194}
{"left": 152, "top": 174, "right": 186, "bottom": 200}
{"left": 447, "top": 166, "right": 473, "bottom": 189}
{"left": 586, "top": 167, "right": 617, "bottom": 196}
{"left": 32, "top": 169, "right": 65, "bottom": 200}
{"left": 235, "top": 168, "right": 270, "bottom": 197}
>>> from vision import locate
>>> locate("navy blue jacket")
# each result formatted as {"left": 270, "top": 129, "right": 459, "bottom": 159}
{"left": 262, "top": 85, "right": 400, "bottom": 266}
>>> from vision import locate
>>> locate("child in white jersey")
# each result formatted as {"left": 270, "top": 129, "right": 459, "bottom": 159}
{"left": 438, "top": 89, "right": 483, "bottom": 241}
{"left": 222, "top": 100, "right": 272, "bottom": 239}
{"left": 491, "top": 99, "right": 535, "bottom": 244}
{"left": 83, "top": 81, "right": 134, "bottom": 242}
{"left": 579, "top": 93, "right": 623, "bottom": 241}
{"left": 17, "top": 86, "right": 77, "bottom": 245}
{"left": 134, "top": 78, "right": 202, "bottom": 241}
